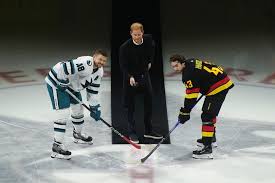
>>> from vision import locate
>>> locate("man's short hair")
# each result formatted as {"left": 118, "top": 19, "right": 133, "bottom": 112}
{"left": 169, "top": 54, "right": 186, "bottom": 63}
{"left": 130, "top": 22, "right": 144, "bottom": 33}
{"left": 93, "top": 49, "right": 108, "bottom": 57}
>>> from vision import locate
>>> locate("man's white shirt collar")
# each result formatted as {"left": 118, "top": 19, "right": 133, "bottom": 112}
{"left": 133, "top": 38, "right": 143, "bottom": 45}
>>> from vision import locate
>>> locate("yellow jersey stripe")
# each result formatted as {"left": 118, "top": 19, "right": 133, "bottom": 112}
{"left": 207, "top": 80, "right": 233, "bottom": 96}
{"left": 185, "top": 93, "right": 199, "bottom": 99}
{"left": 202, "top": 131, "right": 214, "bottom": 137}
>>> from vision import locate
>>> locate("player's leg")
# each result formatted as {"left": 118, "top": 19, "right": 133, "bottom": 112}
{"left": 69, "top": 91, "right": 93, "bottom": 144}
{"left": 46, "top": 84, "right": 71, "bottom": 160}
{"left": 193, "top": 89, "right": 229, "bottom": 159}
{"left": 193, "top": 112, "right": 215, "bottom": 159}
{"left": 70, "top": 104, "right": 93, "bottom": 144}
{"left": 52, "top": 109, "right": 71, "bottom": 159}
{"left": 197, "top": 116, "right": 218, "bottom": 148}
{"left": 198, "top": 89, "right": 228, "bottom": 147}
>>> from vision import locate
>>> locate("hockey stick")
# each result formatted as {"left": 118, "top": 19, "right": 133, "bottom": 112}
{"left": 141, "top": 94, "right": 204, "bottom": 163}
{"left": 65, "top": 89, "right": 141, "bottom": 149}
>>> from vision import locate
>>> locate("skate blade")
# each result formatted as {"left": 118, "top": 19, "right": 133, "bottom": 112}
{"left": 197, "top": 142, "right": 218, "bottom": 148}
{"left": 51, "top": 152, "right": 71, "bottom": 160}
{"left": 192, "top": 153, "right": 213, "bottom": 159}
{"left": 73, "top": 138, "right": 93, "bottom": 145}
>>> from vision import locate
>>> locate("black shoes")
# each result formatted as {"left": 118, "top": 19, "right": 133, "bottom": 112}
{"left": 129, "top": 133, "right": 139, "bottom": 143}
{"left": 144, "top": 131, "right": 163, "bottom": 140}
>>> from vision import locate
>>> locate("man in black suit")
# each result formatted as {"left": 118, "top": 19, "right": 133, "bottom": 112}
{"left": 119, "top": 22, "right": 163, "bottom": 143}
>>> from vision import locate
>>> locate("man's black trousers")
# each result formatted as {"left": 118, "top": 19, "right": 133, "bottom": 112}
{"left": 123, "top": 72, "right": 153, "bottom": 135}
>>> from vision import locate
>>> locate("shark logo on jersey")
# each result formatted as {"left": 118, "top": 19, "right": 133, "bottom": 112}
{"left": 80, "top": 77, "right": 93, "bottom": 88}
{"left": 87, "top": 60, "right": 92, "bottom": 66}
{"left": 81, "top": 80, "right": 91, "bottom": 88}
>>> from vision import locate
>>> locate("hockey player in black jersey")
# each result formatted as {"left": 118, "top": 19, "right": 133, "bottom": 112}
{"left": 169, "top": 54, "right": 234, "bottom": 159}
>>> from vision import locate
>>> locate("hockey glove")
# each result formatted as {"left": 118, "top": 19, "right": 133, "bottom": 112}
{"left": 90, "top": 104, "right": 101, "bottom": 121}
{"left": 178, "top": 107, "right": 190, "bottom": 124}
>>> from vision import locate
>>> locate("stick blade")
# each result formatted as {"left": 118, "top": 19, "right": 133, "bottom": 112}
{"left": 140, "top": 157, "right": 147, "bottom": 163}
{"left": 133, "top": 143, "right": 141, "bottom": 149}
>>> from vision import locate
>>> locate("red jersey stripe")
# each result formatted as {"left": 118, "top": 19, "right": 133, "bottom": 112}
{"left": 207, "top": 76, "right": 230, "bottom": 94}
{"left": 202, "top": 125, "right": 215, "bottom": 132}
{"left": 186, "top": 88, "right": 200, "bottom": 94}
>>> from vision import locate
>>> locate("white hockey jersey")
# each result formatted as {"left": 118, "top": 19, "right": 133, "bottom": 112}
{"left": 45, "top": 56, "right": 103, "bottom": 106}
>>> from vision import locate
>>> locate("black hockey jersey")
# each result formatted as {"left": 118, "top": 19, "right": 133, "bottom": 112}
{"left": 182, "top": 59, "right": 234, "bottom": 110}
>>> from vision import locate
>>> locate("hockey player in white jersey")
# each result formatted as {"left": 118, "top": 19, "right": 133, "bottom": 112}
{"left": 45, "top": 49, "right": 108, "bottom": 160}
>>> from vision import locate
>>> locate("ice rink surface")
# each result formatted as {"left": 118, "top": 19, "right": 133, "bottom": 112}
{"left": 1, "top": 79, "right": 275, "bottom": 183}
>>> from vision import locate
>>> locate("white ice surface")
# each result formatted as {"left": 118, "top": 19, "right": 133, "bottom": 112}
{"left": 0, "top": 78, "right": 275, "bottom": 183}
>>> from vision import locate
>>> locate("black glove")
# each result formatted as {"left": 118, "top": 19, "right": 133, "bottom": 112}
{"left": 178, "top": 107, "right": 190, "bottom": 124}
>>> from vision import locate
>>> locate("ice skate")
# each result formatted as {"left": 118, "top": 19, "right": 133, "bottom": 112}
{"left": 73, "top": 130, "right": 93, "bottom": 144}
{"left": 51, "top": 142, "right": 71, "bottom": 160}
{"left": 192, "top": 145, "right": 213, "bottom": 159}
